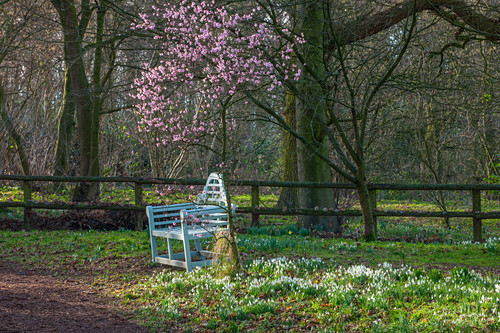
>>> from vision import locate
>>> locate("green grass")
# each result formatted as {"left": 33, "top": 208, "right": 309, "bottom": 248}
{"left": 0, "top": 229, "right": 499, "bottom": 332}
{"left": 122, "top": 256, "right": 500, "bottom": 332}
{"left": 1, "top": 187, "right": 500, "bottom": 331}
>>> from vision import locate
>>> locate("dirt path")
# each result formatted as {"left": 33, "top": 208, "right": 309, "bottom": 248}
{"left": 0, "top": 261, "right": 147, "bottom": 333}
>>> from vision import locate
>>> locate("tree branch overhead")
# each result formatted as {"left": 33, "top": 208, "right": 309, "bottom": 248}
{"left": 329, "top": 0, "right": 499, "bottom": 48}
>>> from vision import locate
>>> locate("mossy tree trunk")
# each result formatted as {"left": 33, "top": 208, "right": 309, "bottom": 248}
{"left": 276, "top": 88, "right": 299, "bottom": 209}
{"left": 51, "top": 0, "right": 107, "bottom": 201}
{"left": 54, "top": 67, "right": 75, "bottom": 177}
{"left": 51, "top": 0, "right": 94, "bottom": 201}
{"left": 87, "top": 3, "right": 107, "bottom": 199}
{"left": 295, "top": 0, "right": 341, "bottom": 233}
{"left": 276, "top": 2, "right": 299, "bottom": 210}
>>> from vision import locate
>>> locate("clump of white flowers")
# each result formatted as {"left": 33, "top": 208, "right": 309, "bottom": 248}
{"left": 133, "top": 257, "right": 499, "bottom": 331}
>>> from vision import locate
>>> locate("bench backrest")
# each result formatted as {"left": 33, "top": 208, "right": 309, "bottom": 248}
{"left": 146, "top": 203, "right": 197, "bottom": 230}
{"left": 196, "top": 173, "right": 227, "bottom": 206}
{"left": 180, "top": 204, "right": 236, "bottom": 225}
{"left": 147, "top": 203, "right": 236, "bottom": 230}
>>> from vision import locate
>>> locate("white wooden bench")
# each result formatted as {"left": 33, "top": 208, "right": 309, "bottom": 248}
{"left": 146, "top": 204, "right": 235, "bottom": 272}
{"left": 146, "top": 173, "right": 234, "bottom": 272}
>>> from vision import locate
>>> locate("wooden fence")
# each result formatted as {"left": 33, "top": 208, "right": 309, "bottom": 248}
{"left": 1, "top": 175, "right": 500, "bottom": 241}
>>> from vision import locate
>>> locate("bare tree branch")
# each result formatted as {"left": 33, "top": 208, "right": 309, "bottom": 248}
{"left": 329, "top": 0, "right": 499, "bottom": 48}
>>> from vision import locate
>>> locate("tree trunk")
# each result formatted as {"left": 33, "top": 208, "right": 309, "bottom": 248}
{"left": 356, "top": 165, "right": 376, "bottom": 240}
{"left": 221, "top": 100, "right": 241, "bottom": 273}
{"left": 0, "top": 85, "right": 30, "bottom": 175}
{"left": 51, "top": 0, "right": 95, "bottom": 201}
{"left": 295, "top": 0, "right": 340, "bottom": 233}
{"left": 54, "top": 68, "right": 75, "bottom": 177}
{"left": 87, "top": 3, "right": 107, "bottom": 199}
{"left": 276, "top": 88, "right": 299, "bottom": 208}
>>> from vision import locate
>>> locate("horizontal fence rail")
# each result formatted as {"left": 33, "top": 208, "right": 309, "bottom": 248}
{"left": 3, "top": 174, "right": 500, "bottom": 190}
{"left": 1, "top": 175, "right": 500, "bottom": 241}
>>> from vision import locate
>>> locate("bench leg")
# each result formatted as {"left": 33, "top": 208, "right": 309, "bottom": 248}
{"left": 182, "top": 222, "right": 193, "bottom": 272}
{"left": 167, "top": 238, "right": 173, "bottom": 260}
{"left": 150, "top": 235, "right": 158, "bottom": 262}
{"left": 183, "top": 238, "right": 193, "bottom": 272}
{"left": 194, "top": 239, "right": 206, "bottom": 260}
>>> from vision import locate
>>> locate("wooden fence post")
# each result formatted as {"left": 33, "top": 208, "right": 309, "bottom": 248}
{"left": 23, "top": 180, "right": 32, "bottom": 230}
{"left": 135, "top": 182, "right": 144, "bottom": 231}
{"left": 251, "top": 185, "right": 260, "bottom": 227}
{"left": 472, "top": 190, "right": 482, "bottom": 242}
{"left": 369, "top": 189, "right": 377, "bottom": 237}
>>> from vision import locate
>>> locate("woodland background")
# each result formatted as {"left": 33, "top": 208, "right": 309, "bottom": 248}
{"left": 1, "top": 0, "right": 498, "bottom": 205}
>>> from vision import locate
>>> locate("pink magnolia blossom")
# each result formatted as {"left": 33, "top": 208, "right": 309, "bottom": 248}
{"left": 132, "top": 0, "right": 302, "bottom": 151}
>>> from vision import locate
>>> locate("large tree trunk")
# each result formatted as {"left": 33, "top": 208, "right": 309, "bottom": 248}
{"left": 54, "top": 68, "right": 75, "bottom": 177}
{"left": 276, "top": 88, "right": 299, "bottom": 208}
{"left": 52, "top": 0, "right": 96, "bottom": 201}
{"left": 276, "top": 2, "right": 299, "bottom": 209}
{"left": 296, "top": 0, "right": 340, "bottom": 233}
{"left": 296, "top": 138, "right": 340, "bottom": 232}
{"left": 87, "top": 4, "right": 107, "bottom": 199}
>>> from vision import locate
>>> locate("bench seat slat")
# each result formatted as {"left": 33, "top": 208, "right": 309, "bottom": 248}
{"left": 152, "top": 226, "right": 226, "bottom": 240}
{"left": 154, "top": 256, "right": 215, "bottom": 269}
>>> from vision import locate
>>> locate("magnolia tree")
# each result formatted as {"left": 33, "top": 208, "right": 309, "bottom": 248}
{"left": 133, "top": 0, "right": 300, "bottom": 269}
{"left": 133, "top": 0, "right": 301, "bottom": 144}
